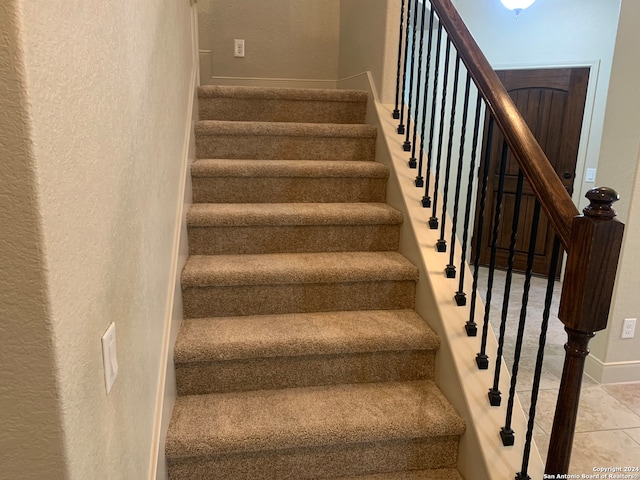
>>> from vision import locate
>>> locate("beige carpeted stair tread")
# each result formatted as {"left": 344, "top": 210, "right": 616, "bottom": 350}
{"left": 195, "top": 120, "right": 377, "bottom": 138}
{"left": 198, "top": 85, "right": 368, "bottom": 102}
{"left": 187, "top": 202, "right": 401, "bottom": 254}
{"left": 196, "top": 122, "right": 376, "bottom": 160}
{"left": 191, "top": 160, "right": 388, "bottom": 204}
{"left": 181, "top": 251, "right": 419, "bottom": 287}
{"left": 198, "top": 86, "right": 368, "bottom": 124}
{"left": 191, "top": 159, "right": 388, "bottom": 177}
{"left": 174, "top": 310, "right": 439, "bottom": 362}
{"left": 165, "top": 380, "right": 465, "bottom": 458}
{"left": 331, "top": 468, "right": 463, "bottom": 479}
{"left": 187, "top": 203, "right": 403, "bottom": 227}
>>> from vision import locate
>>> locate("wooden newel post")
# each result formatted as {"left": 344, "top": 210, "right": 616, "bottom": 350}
{"left": 545, "top": 187, "right": 625, "bottom": 475}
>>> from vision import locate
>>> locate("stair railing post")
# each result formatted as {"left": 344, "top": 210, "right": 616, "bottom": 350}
{"left": 545, "top": 187, "right": 624, "bottom": 475}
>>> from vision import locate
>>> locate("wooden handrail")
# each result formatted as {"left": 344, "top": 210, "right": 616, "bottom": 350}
{"left": 428, "top": 0, "right": 579, "bottom": 250}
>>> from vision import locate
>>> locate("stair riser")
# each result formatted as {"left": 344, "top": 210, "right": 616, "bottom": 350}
{"left": 182, "top": 281, "right": 416, "bottom": 318}
{"left": 176, "top": 350, "right": 434, "bottom": 395}
{"left": 192, "top": 177, "right": 387, "bottom": 203}
{"left": 334, "top": 469, "right": 464, "bottom": 480}
{"left": 199, "top": 98, "right": 366, "bottom": 124}
{"left": 195, "top": 134, "right": 376, "bottom": 160}
{"left": 188, "top": 224, "right": 401, "bottom": 255}
{"left": 167, "top": 436, "right": 459, "bottom": 480}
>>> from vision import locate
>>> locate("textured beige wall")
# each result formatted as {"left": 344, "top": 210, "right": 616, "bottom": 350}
{"left": 338, "top": 0, "right": 399, "bottom": 104}
{"left": 199, "top": 0, "right": 339, "bottom": 83}
{"left": 0, "top": 2, "right": 67, "bottom": 478}
{"left": 588, "top": 0, "right": 640, "bottom": 380}
{"left": 0, "top": 0, "right": 195, "bottom": 478}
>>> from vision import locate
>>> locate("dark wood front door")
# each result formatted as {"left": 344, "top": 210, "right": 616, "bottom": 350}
{"left": 473, "top": 67, "right": 589, "bottom": 277}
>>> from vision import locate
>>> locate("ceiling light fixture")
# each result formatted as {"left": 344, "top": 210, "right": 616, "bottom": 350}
{"left": 500, "top": 0, "right": 535, "bottom": 16}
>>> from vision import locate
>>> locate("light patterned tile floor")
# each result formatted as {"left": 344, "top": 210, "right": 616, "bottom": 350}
{"left": 476, "top": 268, "right": 640, "bottom": 476}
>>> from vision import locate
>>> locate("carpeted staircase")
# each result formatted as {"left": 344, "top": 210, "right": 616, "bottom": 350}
{"left": 165, "top": 86, "right": 465, "bottom": 480}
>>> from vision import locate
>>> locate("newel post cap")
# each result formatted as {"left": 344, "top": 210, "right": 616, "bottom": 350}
{"left": 583, "top": 187, "right": 619, "bottom": 219}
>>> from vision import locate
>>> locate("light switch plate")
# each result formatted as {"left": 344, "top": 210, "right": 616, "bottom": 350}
{"left": 101, "top": 322, "right": 119, "bottom": 393}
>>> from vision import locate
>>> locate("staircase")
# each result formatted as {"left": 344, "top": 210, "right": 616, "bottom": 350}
{"left": 165, "top": 86, "right": 465, "bottom": 480}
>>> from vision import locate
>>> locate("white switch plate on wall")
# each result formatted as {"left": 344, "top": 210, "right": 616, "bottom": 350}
{"left": 101, "top": 322, "right": 119, "bottom": 393}
{"left": 585, "top": 168, "right": 597, "bottom": 183}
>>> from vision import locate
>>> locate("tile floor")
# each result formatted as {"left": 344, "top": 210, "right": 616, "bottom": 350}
{"left": 476, "top": 268, "right": 640, "bottom": 476}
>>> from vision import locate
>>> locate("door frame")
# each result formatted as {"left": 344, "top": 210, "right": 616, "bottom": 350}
{"left": 476, "top": 60, "right": 601, "bottom": 279}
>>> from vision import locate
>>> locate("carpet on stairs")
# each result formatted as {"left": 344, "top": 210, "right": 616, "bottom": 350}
{"left": 165, "top": 85, "right": 465, "bottom": 480}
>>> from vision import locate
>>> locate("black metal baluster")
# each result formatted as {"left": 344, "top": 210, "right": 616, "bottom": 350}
{"left": 466, "top": 116, "right": 494, "bottom": 337}
{"left": 445, "top": 70, "right": 472, "bottom": 277}
{"left": 456, "top": 92, "right": 483, "bottom": 307}
{"left": 415, "top": 8, "right": 436, "bottom": 188}
{"left": 502, "top": 200, "right": 542, "bottom": 448}
{"left": 436, "top": 52, "right": 461, "bottom": 254}
{"left": 409, "top": 0, "right": 428, "bottom": 168}
{"left": 428, "top": 36, "right": 452, "bottom": 230}
{"left": 393, "top": 0, "right": 406, "bottom": 120}
{"left": 476, "top": 139, "right": 509, "bottom": 370}
{"left": 397, "top": 0, "right": 413, "bottom": 135}
{"left": 489, "top": 169, "right": 524, "bottom": 406}
{"left": 516, "top": 237, "right": 562, "bottom": 480}
{"left": 403, "top": 0, "right": 420, "bottom": 151}
{"left": 422, "top": 20, "right": 443, "bottom": 208}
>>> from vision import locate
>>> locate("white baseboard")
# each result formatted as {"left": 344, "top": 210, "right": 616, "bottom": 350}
{"left": 203, "top": 75, "right": 338, "bottom": 90}
{"left": 148, "top": 11, "right": 199, "bottom": 480}
{"left": 149, "top": 73, "right": 196, "bottom": 480}
{"left": 338, "top": 71, "right": 380, "bottom": 102}
{"left": 585, "top": 354, "right": 640, "bottom": 384}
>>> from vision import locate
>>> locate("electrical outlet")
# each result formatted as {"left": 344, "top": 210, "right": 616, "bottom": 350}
{"left": 622, "top": 318, "right": 636, "bottom": 339}
{"left": 234, "top": 39, "right": 245, "bottom": 58}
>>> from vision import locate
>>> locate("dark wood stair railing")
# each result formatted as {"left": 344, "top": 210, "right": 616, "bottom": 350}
{"left": 428, "top": 0, "right": 577, "bottom": 251}
{"left": 391, "top": 0, "right": 625, "bottom": 477}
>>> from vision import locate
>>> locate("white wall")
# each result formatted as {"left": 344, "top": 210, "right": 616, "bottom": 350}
{"left": 0, "top": 0, "right": 195, "bottom": 477}
{"left": 199, "top": 0, "right": 340, "bottom": 88}
{"left": 587, "top": 0, "right": 640, "bottom": 383}
{"left": 339, "top": 0, "right": 400, "bottom": 104}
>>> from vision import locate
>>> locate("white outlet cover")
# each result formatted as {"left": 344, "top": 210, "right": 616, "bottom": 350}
{"left": 622, "top": 318, "right": 636, "bottom": 339}
{"left": 101, "top": 322, "right": 119, "bottom": 393}
{"left": 234, "top": 39, "right": 245, "bottom": 58}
